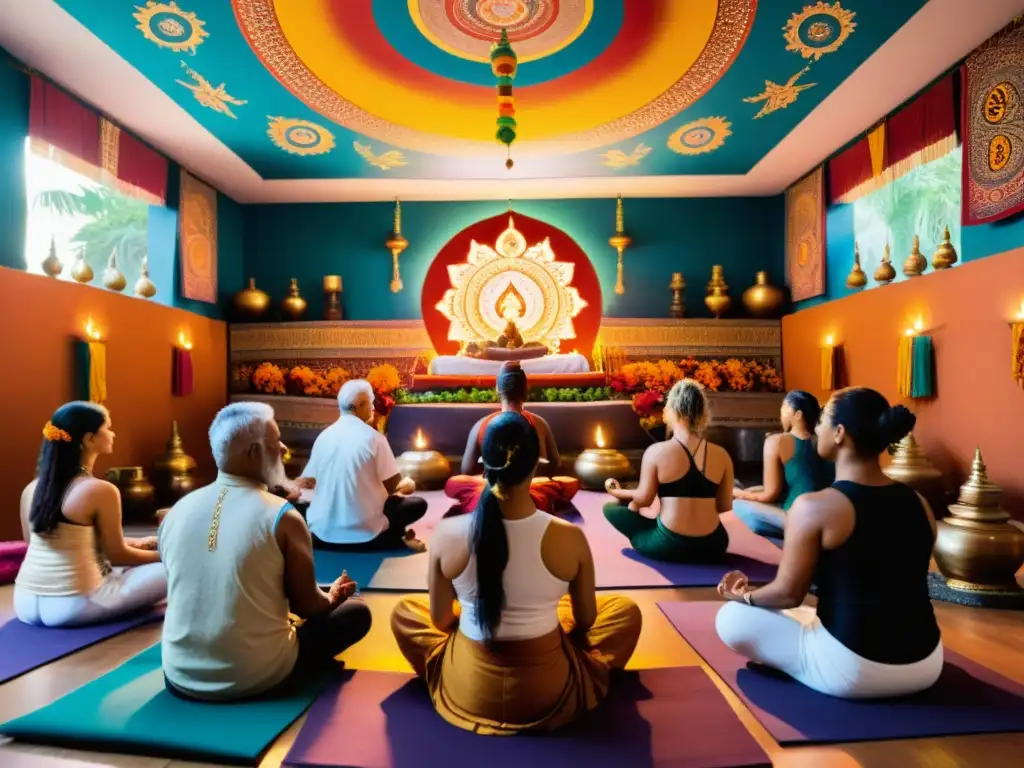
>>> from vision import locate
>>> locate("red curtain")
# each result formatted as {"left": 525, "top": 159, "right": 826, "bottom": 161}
{"left": 29, "top": 75, "right": 167, "bottom": 204}
{"left": 886, "top": 75, "right": 955, "bottom": 169}
{"left": 827, "top": 74, "right": 955, "bottom": 204}
{"left": 29, "top": 76, "right": 99, "bottom": 167}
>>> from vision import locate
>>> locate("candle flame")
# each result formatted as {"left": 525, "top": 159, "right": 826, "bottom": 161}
{"left": 1016, "top": 300, "right": 1024, "bottom": 320}
{"left": 595, "top": 425, "right": 605, "bottom": 449}
{"left": 178, "top": 331, "right": 193, "bottom": 351}
{"left": 914, "top": 318, "right": 924, "bottom": 333}
{"left": 414, "top": 429, "right": 426, "bottom": 450}
{"left": 85, "top": 317, "right": 102, "bottom": 341}
{"left": 824, "top": 335, "right": 834, "bottom": 347}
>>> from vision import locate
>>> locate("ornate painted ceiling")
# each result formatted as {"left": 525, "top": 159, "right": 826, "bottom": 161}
{"left": 42, "top": 0, "right": 935, "bottom": 185}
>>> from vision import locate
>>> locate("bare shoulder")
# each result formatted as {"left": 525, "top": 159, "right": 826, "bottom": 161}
{"left": 21, "top": 479, "right": 38, "bottom": 502}
{"left": 790, "top": 487, "right": 850, "bottom": 519}
{"left": 546, "top": 515, "right": 587, "bottom": 549}
{"left": 79, "top": 476, "right": 119, "bottom": 501}
{"left": 705, "top": 441, "right": 734, "bottom": 464}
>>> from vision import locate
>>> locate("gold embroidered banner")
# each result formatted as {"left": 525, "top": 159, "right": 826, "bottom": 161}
{"left": 786, "top": 166, "right": 826, "bottom": 302}
{"left": 962, "top": 21, "right": 1024, "bottom": 225}
{"left": 179, "top": 169, "right": 218, "bottom": 304}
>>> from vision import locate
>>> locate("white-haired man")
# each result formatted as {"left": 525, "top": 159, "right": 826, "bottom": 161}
{"left": 159, "top": 402, "right": 371, "bottom": 701}
{"left": 297, "top": 379, "right": 427, "bottom": 551}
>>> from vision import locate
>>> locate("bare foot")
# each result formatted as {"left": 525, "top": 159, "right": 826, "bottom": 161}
{"left": 403, "top": 529, "right": 427, "bottom": 553}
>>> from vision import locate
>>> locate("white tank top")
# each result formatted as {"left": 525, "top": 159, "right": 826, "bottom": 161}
{"left": 16, "top": 523, "right": 105, "bottom": 596}
{"left": 159, "top": 474, "right": 298, "bottom": 700}
{"left": 453, "top": 511, "right": 569, "bottom": 642}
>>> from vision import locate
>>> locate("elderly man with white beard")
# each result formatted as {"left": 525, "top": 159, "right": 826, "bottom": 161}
{"left": 158, "top": 402, "right": 371, "bottom": 701}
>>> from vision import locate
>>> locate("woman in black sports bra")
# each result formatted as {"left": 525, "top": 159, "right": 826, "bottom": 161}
{"left": 715, "top": 388, "right": 943, "bottom": 699}
{"left": 604, "top": 379, "right": 734, "bottom": 563}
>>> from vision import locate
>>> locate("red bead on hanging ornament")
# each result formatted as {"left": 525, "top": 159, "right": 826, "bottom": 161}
{"left": 490, "top": 29, "right": 517, "bottom": 170}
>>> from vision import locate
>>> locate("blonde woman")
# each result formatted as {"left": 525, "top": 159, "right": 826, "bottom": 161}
{"left": 604, "top": 379, "right": 734, "bottom": 563}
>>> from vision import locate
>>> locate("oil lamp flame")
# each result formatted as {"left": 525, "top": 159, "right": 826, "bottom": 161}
{"left": 414, "top": 429, "right": 427, "bottom": 450}
{"left": 595, "top": 425, "right": 606, "bottom": 449}
{"left": 178, "top": 331, "right": 193, "bottom": 350}
{"left": 85, "top": 317, "right": 102, "bottom": 341}
{"left": 824, "top": 335, "right": 834, "bottom": 347}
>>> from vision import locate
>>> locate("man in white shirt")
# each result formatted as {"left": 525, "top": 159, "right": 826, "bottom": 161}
{"left": 299, "top": 379, "right": 427, "bottom": 551}
{"left": 159, "top": 402, "right": 371, "bottom": 701}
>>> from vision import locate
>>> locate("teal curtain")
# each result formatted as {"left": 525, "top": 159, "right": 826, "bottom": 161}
{"left": 910, "top": 334, "right": 935, "bottom": 399}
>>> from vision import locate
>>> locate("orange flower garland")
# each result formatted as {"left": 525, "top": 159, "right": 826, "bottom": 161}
{"left": 367, "top": 363, "right": 400, "bottom": 395}
{"left": 252, "top": 362, "right": 286, "bottom": 395}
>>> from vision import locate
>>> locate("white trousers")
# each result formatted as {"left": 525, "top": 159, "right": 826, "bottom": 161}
{"left": 14, "top": 563, "right": 167, "bottom": 628}
{"left": 715, "top": 601, "right": 943, "bottom": 699}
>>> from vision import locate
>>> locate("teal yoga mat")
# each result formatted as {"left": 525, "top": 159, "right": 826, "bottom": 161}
{"left": 0, "top": 644, "right": 329, "bottom": 765}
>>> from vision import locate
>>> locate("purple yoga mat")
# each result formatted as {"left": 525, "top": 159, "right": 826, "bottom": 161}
{"left": 0, "top": 608, "right": 163, "bottom": 684}
{"left": 659, "top": 601, "right": 1024, "bottom": 745}
{"left": 315, "top": 491, "right": 780, "bottom": 591}
{"left": 284, "top": 667, "right": 769, "bottom": 768}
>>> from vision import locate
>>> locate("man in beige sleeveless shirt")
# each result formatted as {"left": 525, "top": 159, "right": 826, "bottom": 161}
{"left": 159, "top": 402, "right": 371, "bottom": 701}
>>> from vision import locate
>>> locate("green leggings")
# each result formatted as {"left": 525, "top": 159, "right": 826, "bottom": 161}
{"left": 603, "top": 503, "right": 729, "bottom": 564}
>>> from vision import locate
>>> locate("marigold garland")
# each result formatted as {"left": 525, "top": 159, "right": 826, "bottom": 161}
{"left": 252, "top": 362, "right": 286, "bottom": 395}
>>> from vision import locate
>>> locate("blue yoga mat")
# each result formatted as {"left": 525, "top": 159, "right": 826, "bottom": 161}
{"left": 0, "top": 644, "right": 330, "bottom": 765}
{"left": 0, "top": 608, "right": 163, "bottom": 684}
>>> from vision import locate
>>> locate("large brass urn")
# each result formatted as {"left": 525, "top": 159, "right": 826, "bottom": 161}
{"left": 704, "top": 265, "right": 731, "bottom": 318}
{"left": 232, "top": 277, "right": 271, "bottom": 321}
{"left": 152, "top": 421, "right": 198, "bottom": 506}
{"left": 741, "top": 271, "right": 785, "bottom": 318}
{"left": 883, "top": 432, "right": 946, "bottom": 516}
{"left": 934, "top": 448, "right": 1024, "bottom": 592}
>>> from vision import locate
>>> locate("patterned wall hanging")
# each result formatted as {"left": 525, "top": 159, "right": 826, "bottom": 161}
{"left": 785, "top": 166, "right": 826, "bottom": 302}
{"left": 962, "top": 20, "right": 1024, "bottom": 225}
{"left": 179, "top": 169, "right": 218, "bottom": 304}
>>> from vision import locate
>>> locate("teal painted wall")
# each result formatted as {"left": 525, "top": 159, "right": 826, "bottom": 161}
{"left": 242, "top": 196, "right": 785, "bottom": 321}
{"left": 0, "top": 48, "right": 243, "bottom": 319}
{"left": 0, "top": 55, "right": 29, "bottom": 271}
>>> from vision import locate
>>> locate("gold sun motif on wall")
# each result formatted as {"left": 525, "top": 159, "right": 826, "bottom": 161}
{"left": 783, "top": 2, "right": 856, "bottom": 61}
{"left": 267, "top": 117, "right": 336, "bottom": 156}
{"left": 667, "top": 117, "right": 732, "bottom": 156}
{"left": 354, "top": 141, "right": 408, "bottom": 171}
{"left": 133, "top": 1, "right": 208, "bottom": 54}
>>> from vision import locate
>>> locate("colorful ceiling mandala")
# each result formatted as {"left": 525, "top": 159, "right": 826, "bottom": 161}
{"left": 53, "top": 0, "right": 930, "bottom": 180}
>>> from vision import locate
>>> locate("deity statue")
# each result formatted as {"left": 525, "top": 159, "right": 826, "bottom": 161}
{"left": 495, "top": 285, "right": 526, "bottom": 349}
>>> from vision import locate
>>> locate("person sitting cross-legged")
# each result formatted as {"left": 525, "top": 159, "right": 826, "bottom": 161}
{"left": 715, "top": 388, "right": 942, "bottom": 699}
{"left": 732, "top": 390, "right": 834, "bottom": 543}
{"left": 16, "top": 401, "right": 166, "bottom": 627}
{"left": 298, "top": 379, "right": 427, "bottom": 552}
{"left": 445, "top": 361, "right": 579, "bottom": 515}
{"left": 160, "top": 402, "right": 372, "bottom": 702}
{"left": 604, "top": 379, "right": 734, "bottom": 564}
{"left": 392, "top": 411, "right": 642, "bottom": 735}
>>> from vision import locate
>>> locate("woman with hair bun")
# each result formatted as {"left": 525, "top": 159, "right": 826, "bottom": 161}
{"left": 716, "top": 387, "right": 943, "bottom": 699}
{"left": 15, "top": 402, "right": 167, "bottom": 627}
{"left": 604, "top": 378, "right": 735, "bottom": 563}
{"left": 391, "top": 412, "right": 641, "bottom": 734}
{"left": 733, "top": 390, "right": 834, "bottom": 542}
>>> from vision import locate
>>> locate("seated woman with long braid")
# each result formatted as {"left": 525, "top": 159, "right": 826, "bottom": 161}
{"left": 391, "top": 412, "right": 642, "bottom": 735}
{"left": 445, "top": 361, "right": 579, "bottom": 515}
{"left": 733, "top": 390, "right": 834, "bottom": 542}
{"left": 716, "top": 388, "right": 942, "bottom": 699}
{"left": 604, "top": 379, "right": 734, "bottom": 563}
{"left": 15, "top": 402, "right": 167, "bottom": 627}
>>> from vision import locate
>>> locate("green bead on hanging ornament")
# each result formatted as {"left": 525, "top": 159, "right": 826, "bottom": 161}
{"left": 490, "top": 29, "right": 518, "bottom": 79}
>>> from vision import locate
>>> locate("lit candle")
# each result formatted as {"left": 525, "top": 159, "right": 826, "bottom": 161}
{"left": 414, "top": 428, "right": 427, "bottom": 451}
{"left": 177, "top": 331, "right": 193, "bottom": 350}
{"left": 85, "top": 316, "right": 102, "bottom": 341}
{"left": 824, "top": 335, "right": 834, "bottom": 347}
{"left": 1016, "top": 301, "right": 1024, "bottom": 321}
{"left": 595, "top": 425, "right": 606, "bottom": 449}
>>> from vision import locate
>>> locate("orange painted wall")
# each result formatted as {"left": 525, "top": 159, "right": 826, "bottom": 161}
{"left": 0, "top": 267, "right": 227, "bottom": 540}
{"left": 782, "top": 246, "right": 1024, "bottom": 520}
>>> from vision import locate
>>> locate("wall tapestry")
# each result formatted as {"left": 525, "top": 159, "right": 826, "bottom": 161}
{"left": 962, "top": 21, "right": 1024, "bottom": 225}
{"left": 786, "top": 166, "right": 826, "bottom": 301}
{"left": 179, "top": 169, "right": 218, "bottom": 304}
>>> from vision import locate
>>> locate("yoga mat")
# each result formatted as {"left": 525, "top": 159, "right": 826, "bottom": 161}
{"left": 284, "top": 667, "right": 769, "bottom": 768}
{"left": 0, "top": 644, "right": 329, "bottom": 765}
{"left": 0, "top": 608, "right": 163, "bottom": 684}
{"left": 659, "top": 601, "right": 1024, "bottom": 745}
{"left": 314, "top": 491, "right": 780, "bottom": 591}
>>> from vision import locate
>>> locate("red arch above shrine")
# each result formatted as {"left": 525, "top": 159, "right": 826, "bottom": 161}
{"left": 421, "top": 212, "right": 603, "bottom": 358}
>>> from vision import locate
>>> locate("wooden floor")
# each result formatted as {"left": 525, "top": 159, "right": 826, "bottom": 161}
{"left": 2, "top": 584, "right": 1024, "bottom": 768}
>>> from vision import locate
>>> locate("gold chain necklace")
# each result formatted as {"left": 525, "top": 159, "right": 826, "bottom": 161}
{"left": 207, "top": 488, "right": 228, "bottom": 551}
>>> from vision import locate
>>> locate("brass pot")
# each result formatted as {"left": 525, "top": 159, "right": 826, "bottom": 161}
{"left": 71, "top": 249, "right": 94, "bottom": 283}
{"left": 233, "top": 277, "right": 271, "bottom": 321}
{"left": 874, "top": 243, "right": 896, "bottom": 284}
{"left": 103, "top": 251, "right": 127, "bottom": 292}
{"left": 153, "top": 421, "right": 197, "bottom": 506}
{"left": 883, "top": 433, "right": 946, "bottom": 516}
{"left": 931, "top": 226, "right": 958, "bottom": 270}
{"left": 846, "top": 242, "right": 867, "bottom": 289}
{"left": 106, "top": 466, "right": 156, "bottom": 521}
{"left": 741, "top": 271, "right": 784, "bottom": 318}
{"left": 669, "top": 272, "right": 686, "bottom": 318}
{"left": 134, "top": 256, "right": 157, "bottom": 299}
{"left": 933, "top": 448, "right": 1024, "bottom": 591}
{"left": 704, "top": 265, "right": 731, "bottom": 318}
{"left": 396, "top": 450, "right": 451, "bottom": 491}
{"left": 42, "top": 238, "right": 63, "bottom": 277}
{"left": 281, "top": 278, "right": 308, "bottom": 321}
{"left": 574, "top": 448, "right": 633, "bottom": 491}
{"left": 902, "top": 235, "right": 927, "bottom": 277}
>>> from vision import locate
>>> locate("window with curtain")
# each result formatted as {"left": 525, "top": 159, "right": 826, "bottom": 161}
{"left": 851, "top": 146, "right": 963, "bottom": 288}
